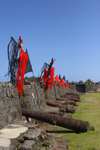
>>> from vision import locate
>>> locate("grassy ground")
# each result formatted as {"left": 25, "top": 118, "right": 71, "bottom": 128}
{"left": 55, "top": 93, "right": 100, "bottom": 150}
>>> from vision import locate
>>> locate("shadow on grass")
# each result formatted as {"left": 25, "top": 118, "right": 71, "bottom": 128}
{"left": 46, "top": 130, "right": 80, "bottom": 134}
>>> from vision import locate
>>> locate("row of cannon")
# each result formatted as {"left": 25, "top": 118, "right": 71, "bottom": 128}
{"left": 22, "top": 92, "right": 94, "bottom": 132}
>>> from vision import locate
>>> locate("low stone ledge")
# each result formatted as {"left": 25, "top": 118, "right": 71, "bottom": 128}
{"left": 20, "top": 140, "right": 35, "bottom": 150}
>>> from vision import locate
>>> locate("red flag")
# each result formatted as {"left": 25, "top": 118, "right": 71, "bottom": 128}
{"left": 64, "top": 82, "right": 68, "bottom": 88}
{"left": 44, "top": 68, "right": 48, "bottom": 85}
{"left": 54, "top": 75, "right": 60, "bottom": 83}
{"left": 68, "top": 84, "right": 70, "bottom": 88}
{"left": 49, "top": 67, "right": 55, "bottom": 92}
{"left": 17, "top": 49, "right": 28, "bottom": 95}
{"left": 40, "top": 77, "right": 42, "bottom": 81}
{"left": 59, "top": 79, "right": 64, "bottom": 86}
{"left": 43, "top": 67, "right": 55, "bottom": 92}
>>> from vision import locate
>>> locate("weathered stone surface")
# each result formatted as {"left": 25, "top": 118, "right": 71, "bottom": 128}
{"left": 51, "top": 141, "right": 68, "bottom": 150}
{"left": 6, "top": 88, "right": 11, "bottom": 97}
{"left": 20, "top": 140, "right": 35, "bottom": 150}
{"left": 0, "top": 88, "right": 4, "bottom": 98}
{"left": 0, "top": 82, "right": 22, "bottom": 128}
{"left": 54, "top": 86, "right": 64, "bottom": 97}
{"left": 22, "top": 84, "right": 46, "bottom": 112}
{"left": 7, "top": 114, "right": 13, "bottom": 123}
{"left": 24, "top": 128, "right": 42, "bottom": 140}
{"left": 3, "top": 88, "right": 7, "bottom": 97}
{"left": 2, "top": 83, "right": 6, "bottom": 88}
{"left": 9, "top": 139, "right": 20, "bottom": 150}
{"left": 7, "top": 83, "right": 12, "bottom": 88}
{"left": 0, "top": 138, "right": 11, "bottom": 149}
{"left": 10, "top": 88, "right": 15, "bottom": 98}
{"left": 46, "top": 87, "right": 56, "bottom": 101}
{"left": 0, "top": 147, "right": 9, "bottom": 150}
{"left": 7, "top": 99, "right": 13, "bottom": 107}
{"left": 36, "top": 85, "right": 46, "bottom": 108}
{"left": 3, "top": 99, "right": 8, "bottom": 108}
{"left": 2, "top": 109, "right": 8, "bottom": 117}
{"left": 69, "top": 85, "right": 76, "bottom": 93}
{"left": 0, "top": 99, "right": 5, "bottom": 110}
{"left": 0, "top": 119, "right": 7, "bottom": 127}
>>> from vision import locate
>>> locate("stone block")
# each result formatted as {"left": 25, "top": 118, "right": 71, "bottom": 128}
{"left": 3, "top": 98, "right": 8, "bottom": 109}
{"left": 7, "top": 114, "right": 13, "bottom": 124}
{"left": 7, "top": 83, "right": 12, "bottom": 88}
{"left": 1, "top": 109, "right": 8, "bottom": 117}
{"left": 10, "top": 88, "right": 15, "bottom": 98}
{"left": 24, "top": 128, "right": 42, "bottom": 140}
{"left": 0, "top": 83, "right": 2, "bottom": 89}
{"left": 54, "top": 86, "right": 60, "bottom": 97}
{"left": 3, "top": 88, "right": 7, "bottom": 97}
{"left": 0, "top": 89, "right": 4, "bottom": 98}
{"left": 0, "top": 99, "right": 5, "bottom": 110}
{"left": 20, "top": 140, "right": 35, "bottom": 150}
{"left": 2, "top": 83, "right": 6, "bottom": 88}
{"left": 12, "top": 97, "right": 19, "bottom": 106}
{"left": 6, "top": 88, "right": 11, "bottom": 97}
{"left": 7, "top": 99, "right": 13, "bottom": 107}
{"left": 0, "top": 119, "right": 7, "bottom": 127}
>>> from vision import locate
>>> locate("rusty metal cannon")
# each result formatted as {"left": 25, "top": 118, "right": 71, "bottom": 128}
{"left": 61, "top": 94, "right": 81, "bottom": 102}
{"left": 22, "top": 108, "right": 91, "bottom": 132}
{"left": 64, "top": 92, "right": 80, "bottom": 99}
{"left": 46, "top": 99, "right": 75, "bottom": 113}
{"left": 56, "top": 97, "right": 78, "bottom": 106}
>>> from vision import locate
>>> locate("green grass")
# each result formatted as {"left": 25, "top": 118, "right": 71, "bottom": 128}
{"left": 80, "top": 92, "right": 100, "bottom": 101}
{"left": 55, "top": 93, "right": 100, "bottom": 150}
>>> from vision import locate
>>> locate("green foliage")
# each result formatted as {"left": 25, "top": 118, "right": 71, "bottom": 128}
{"left": 86, "top": 79, "right": 93, "bottom": 84}
{"left": 79, "top": 80, "right": 84, "bottom": 84}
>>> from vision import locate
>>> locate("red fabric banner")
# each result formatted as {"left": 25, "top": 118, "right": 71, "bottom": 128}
{"left": 43, "top": 67, "right": 55, "bottom": 92}
{"left": 49, "top": 67, "right": 55, "bottom": 92}
{"left": 54, "top": 75, "right": 60, "bottom": 83}
{"left": 17, "top": 49, "right": 28, "bottom": 95}
{"left": 44, "top": 68, "right": 48, "bottom": 85}
{"left": 59, "top": 79, "right": 64, "bottom": 86}
{"left": 40, "top": 77, "right": 42, "bottom": 81}
{"left": 64, "top": 82, "right": 68, "bottom": 88}
{"left": 68, "top": 84, "right": 70, "bottom": 88}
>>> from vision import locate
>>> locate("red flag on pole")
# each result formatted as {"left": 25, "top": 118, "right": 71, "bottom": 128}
{"left": 59, "top": 79, "right": 64, "bottom": 86}
{"left": 54, "top": 75, "right": 60, "bottom": 83}
{"left": 17, "top": 49, "right": 28, "bottom": 95}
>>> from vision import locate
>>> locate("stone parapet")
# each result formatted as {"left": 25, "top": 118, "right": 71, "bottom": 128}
{"left": 0, "top": 82, "right": 22, "bottom": 129}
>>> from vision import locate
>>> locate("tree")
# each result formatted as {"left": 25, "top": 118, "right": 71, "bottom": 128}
{"left": 86, "top": 79, "right": 93, "bottom": 84}
{"left": 79, "top": 80, "right": 84, "bottom": 84}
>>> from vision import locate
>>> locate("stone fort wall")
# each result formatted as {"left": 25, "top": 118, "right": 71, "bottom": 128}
{"left": 0, "top": 82, "right": 22, "bottom": 128}
{"left": 0, "top": 82, "right": 100, "bottom": 128}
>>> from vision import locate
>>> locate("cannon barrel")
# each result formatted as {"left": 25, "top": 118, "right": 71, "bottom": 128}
{"left": 64, "top": 94, "right": 80, "bottom": 99}
{"left": 22, "top": 109, "right": 90, "bottom": 132}
{"left": 65, "top": 92, "right": 80, "bottom": 99}
{"left": 62, "top": 95, "right": 81, "bottom": 102}
{"left": 56, "top": 97, "right": 78, "bottom": 106}
{"left": 46, "top": 99, "right": 75, "bottom": 113}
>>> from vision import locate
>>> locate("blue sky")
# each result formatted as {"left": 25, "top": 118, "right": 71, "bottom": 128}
{"left": 0, "top": 0, "right": 100, "bottom": 82}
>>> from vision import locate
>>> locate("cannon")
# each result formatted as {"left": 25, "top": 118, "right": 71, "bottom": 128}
{"left": 65, "top": 92, "right": 80, "bottom": 99}
{"left": 22, "top": 109, "right": 91, "bottom": 132}
{"left": 46, "top": 99, "right": 75, "bottom": 113}
{"left": 62, "top": 95, "right": 81, "bottom": 102}
{"left": 56, "top": 97, "right": 78, "bottom": 106}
